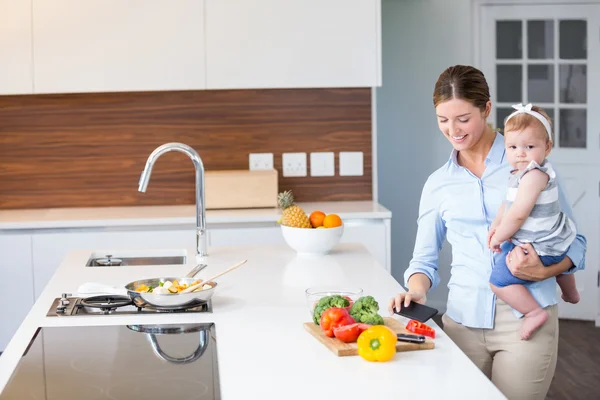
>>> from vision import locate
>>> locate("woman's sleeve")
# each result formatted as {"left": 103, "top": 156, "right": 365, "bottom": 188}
{"left": 556, "top": 174, "right": 587, "bottom": 274}
{"left": 403, "top": 177, "right": 447, "bottom": 290}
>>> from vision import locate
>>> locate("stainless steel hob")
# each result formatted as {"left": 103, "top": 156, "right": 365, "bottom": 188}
{"left": 46, "top": 293, "right": 213, "bottom": 317}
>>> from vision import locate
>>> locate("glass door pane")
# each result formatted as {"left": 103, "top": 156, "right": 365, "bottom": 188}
{"left": 496, "top": 65, "right": 522, "bottom": 102}
{"left": 528, "top": 20, "right": 554, "bottom": 59}
{"left": 559, "top": 109, "right": 587, "bottom": 148}
{"left": 528, "top": 64, "right": 554, "bottom": 102}
{"left": 497, "top": 21, "right": 522, "bottom": 58}
{"left": 559, "top": 65, "right": 587, "bottom": 103}
{"left": 559, "top": 20, "right": 587, "bottom": 59}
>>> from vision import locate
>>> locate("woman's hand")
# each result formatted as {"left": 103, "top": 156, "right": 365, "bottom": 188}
{"left": 388, "top": 290, "right": 427, "bottom": 315}
{"left": 506, "top": 243, "right": 548, "bottom": 281}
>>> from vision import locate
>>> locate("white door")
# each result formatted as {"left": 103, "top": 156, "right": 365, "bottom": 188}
{"left": 553, "top": 165, "right": 600, "bottom": 321}
{"left": 480, "top": 3, "right": 600, "bottom": 321}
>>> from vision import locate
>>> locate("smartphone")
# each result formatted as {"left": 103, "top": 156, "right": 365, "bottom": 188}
{"left": 396, "top": 333, "right": 426, "bottom": 344}
{"left": 393, "top": 301, "right": 438, "bottom": 323}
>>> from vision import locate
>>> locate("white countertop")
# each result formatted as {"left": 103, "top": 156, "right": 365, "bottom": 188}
{"left": 0, "top": 243, "right": 505, "bottom": 399}
{"left": 0, "top": 201, "right": 391, "bottom": 230}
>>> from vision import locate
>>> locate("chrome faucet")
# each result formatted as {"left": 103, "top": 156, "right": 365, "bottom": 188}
{"left": 138, "top": 143, "right": 208, "bottom": 258}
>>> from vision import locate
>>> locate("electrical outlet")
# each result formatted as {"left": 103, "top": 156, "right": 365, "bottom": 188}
{"left": 249, "top": 153, "right": 274, "bottom": 171}
{"left": 339, "top": 151, "right": 364, "bottom": 176}
{"left": 282, "top": 152, "right": 307, "bottom": 177}
{"left": 310, "top": 152, "right": 335, "bottom": 177}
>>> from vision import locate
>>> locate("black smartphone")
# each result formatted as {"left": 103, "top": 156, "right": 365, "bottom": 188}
{"left": 393, "top": 301, "right": 438, "bottom": 323}
{"left": 396, "top": 333, "right": 426, "bottom": 344}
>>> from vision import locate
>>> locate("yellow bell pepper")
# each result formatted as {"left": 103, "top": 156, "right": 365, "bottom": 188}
{"left": 357, "top": 325, "right": 397, "bottom": 362}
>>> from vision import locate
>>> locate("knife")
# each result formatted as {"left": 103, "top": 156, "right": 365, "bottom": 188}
{"left": 397, "top": 333, "right": 426, "bottom": 344}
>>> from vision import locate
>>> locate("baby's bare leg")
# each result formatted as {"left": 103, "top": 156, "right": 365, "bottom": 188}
{"left": 490, "top": 283, "right": 548, "bottom": 340}
{"left": 556, "top": 274, "right": 580, "bottom": 304}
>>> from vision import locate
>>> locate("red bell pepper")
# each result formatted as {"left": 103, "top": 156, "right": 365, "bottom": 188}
{"left": 333, "top": 323, "right": 371, "bottom": 343}
{"left": 406, "top": 320, "right": 435, "bottom": 339}
{"left": 320, "top": 307, "right": 355, "bottom": 337}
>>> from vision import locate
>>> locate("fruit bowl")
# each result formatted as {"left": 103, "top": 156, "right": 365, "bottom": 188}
{"left": 305, "top": 286, "right": 363, "bottom": 321}
{"left": 281, "top": 224, "right": 344, "bottom": 256}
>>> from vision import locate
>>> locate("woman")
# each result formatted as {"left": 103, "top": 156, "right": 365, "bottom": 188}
{"left": 388, "top": 65, "right": 586, "bottom": 400}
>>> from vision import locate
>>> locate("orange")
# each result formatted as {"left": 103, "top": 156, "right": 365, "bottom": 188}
{"left": 309, "top": 211, "right": 326, "bottom": 228}
{"left": 323, "top": 213, "right": 343, "bottom": 228}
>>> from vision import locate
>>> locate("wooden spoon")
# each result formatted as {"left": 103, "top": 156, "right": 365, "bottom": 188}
{"left": 180, "top": 260, "right": 248, "bottom": 293}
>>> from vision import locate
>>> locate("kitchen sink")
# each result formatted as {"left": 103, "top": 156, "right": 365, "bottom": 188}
{"left": 86, "top": 249, "right": 187, "bottom": 267}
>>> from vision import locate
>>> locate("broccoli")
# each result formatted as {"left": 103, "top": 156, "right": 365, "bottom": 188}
{"left": 357, "top": 313, "right": 385, "bottom": 325}
{"left": 350, "top": 296, "right": 385, "bottom": 325}
{"left": 313, "top": 295, "right": 350, "bottom": 325}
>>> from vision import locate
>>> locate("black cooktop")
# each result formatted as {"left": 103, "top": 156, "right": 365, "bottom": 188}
{"left": 0, "top": 323, "right": 220, "bottom": 400}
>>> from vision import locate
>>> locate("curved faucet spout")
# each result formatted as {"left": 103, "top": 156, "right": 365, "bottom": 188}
{"left": 138, "top": 142, "right": 208, "bottom": 258}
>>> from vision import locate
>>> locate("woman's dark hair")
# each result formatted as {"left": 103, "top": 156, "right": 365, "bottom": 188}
{"left": 433, "top": 65, "right": 490, "bottom": 112}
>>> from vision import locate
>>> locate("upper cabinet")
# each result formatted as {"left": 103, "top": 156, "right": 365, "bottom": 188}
{"left": 32, "top": 0, "right": 206, "bottom": 94}
{"left": 0, "top": 0, "right": 34, "bottom": 95}
{"left": 205, "top": 0, "right": 381, "bottom": 89}
{"left": 1, "top": 0, "right": 381, "bottom": 96}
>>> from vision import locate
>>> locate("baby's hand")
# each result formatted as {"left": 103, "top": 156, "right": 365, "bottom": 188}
{"left": 489, "top": 235, "right": 502, "bottom": 253}
{"left": 487, "top": 228, "right": 496, "bottom": 249}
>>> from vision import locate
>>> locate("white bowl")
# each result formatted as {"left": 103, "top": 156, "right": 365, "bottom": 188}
{"left": 280, "top": 224, "right": 344, "bottom": 256}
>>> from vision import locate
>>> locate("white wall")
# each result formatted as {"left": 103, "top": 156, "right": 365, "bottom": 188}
{"left": 376, "top": 0, "right": 474, "bottom": 313}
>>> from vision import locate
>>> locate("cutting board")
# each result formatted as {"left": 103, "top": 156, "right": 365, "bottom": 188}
{"left": 205, "top": 169, "right": 278, "bottom": 209}
{"left": 304, "top": 317, "right": 435, "bottom": 357}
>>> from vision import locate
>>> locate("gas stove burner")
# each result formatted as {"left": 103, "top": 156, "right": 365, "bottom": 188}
{"left": 132, "top": 297, "right": 209, "bottom": 312}
{"left": 92, "top": 254, "right": 125, "bottom": 266}
{"left": 47, "top": 294, "right": 212, "bottom": 316}
{"left": 80, "top": 295, "right": 133, "bottom": 313}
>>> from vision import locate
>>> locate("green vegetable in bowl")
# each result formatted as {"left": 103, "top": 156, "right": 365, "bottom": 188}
{"left": 313, "top": 295, "right": 350, "bottom": 325}
{"left": 349, "top": 296, "right": 385, "bottom": 325}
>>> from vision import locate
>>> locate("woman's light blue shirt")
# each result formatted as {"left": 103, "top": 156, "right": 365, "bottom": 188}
{"left": 404, "top": 132, "right": 587, "bottom": 329}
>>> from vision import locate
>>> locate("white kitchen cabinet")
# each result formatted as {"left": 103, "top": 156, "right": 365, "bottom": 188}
{"left": 205, "top": 0, "right": 381, "bottom": 89}
{"left": 340, "top": 221, "right": 389, "bottom": 271}
{"left": 209, "top": 225, "right": 286, "bottom": 248}
{"left": 32, "top": 0, "right": 206, "bottom": 94}
{"left": 0, "top": 233, "right": 34, "bottom": 351}
{"left": 31, "top": 228, "right": 196, "bottom": 299}
{"left": 0, "top": 0, "right": 34, "bottom": 95}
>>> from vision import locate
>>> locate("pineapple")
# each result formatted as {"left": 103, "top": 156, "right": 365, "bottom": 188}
{"left": 277, "top": 190, "right": 311, "bottom": 228}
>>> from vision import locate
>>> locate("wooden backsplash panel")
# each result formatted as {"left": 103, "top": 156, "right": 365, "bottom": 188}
{"left": 0, "top": 88, "right": 372, "bottom": 210}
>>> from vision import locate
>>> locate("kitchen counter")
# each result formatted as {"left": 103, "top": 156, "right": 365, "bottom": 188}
{"left": 0, "top": 201, "right": 391, "bottom": 230}
{"left": 0, "top": 242, "right": 505, "bottom": 399}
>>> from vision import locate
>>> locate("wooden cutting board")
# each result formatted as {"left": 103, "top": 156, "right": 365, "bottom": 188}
{"left": 304, "top": 317, "right": 435, "bottom": 357}
{"left": 205, "top": 169, "right": 278, "bottom": 209}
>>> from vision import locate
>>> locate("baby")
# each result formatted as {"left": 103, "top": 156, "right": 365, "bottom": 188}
{"left": 487, "top": 103, "right": 580, "bottom": 340}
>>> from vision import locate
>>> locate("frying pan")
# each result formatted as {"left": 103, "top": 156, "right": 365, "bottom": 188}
{"left": 78, "top": 260, "right": 247, "bottom": 308}
{"left": 124, "top": 276, "right": 217, "bottom": 308}
{"left": 77, "top": 263, "right": 214, "bottom": 308}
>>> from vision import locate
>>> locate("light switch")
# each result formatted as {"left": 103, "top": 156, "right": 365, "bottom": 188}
{"left": 282, "top": 152, "right": 307, "bottom": 177}
{"left": 310, "top": 152, "right": 335, "bottom": 177}
{"left": 249, "top": 153, "right": 274, "bottom": 170}
{"left": 339, "top": 152, "right": 363, "bottom": 176}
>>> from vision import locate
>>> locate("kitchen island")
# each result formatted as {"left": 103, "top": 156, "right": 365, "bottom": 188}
{"left": 0, "top": 242, "right": 506, "bottom": 399}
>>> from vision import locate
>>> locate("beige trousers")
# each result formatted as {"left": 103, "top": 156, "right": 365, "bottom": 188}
{"left": 442, "top": 299, "right": 559, "bottom": 400}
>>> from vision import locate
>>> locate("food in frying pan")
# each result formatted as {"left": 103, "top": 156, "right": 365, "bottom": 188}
{"left": 134, "top": 279, "right": 213, "bottom": 294}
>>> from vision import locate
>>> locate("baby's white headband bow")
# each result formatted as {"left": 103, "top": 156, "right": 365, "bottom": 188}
{"left": 504, "top": 103, "right": 553, "bottom": 142}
